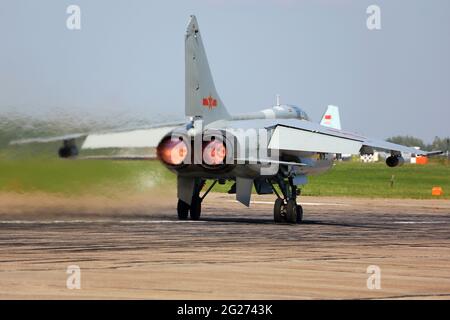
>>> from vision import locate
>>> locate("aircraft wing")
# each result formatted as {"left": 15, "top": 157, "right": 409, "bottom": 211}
{"left": 9, "top": 133, "right": 87, "bottom": 145}
{"left": 225, "top": 119, "right": 429, "bottom": 156}
{"left": 10, "top": 116, "right": 431, "bottom": 157}
{"left": 9, "top": 121, "right": 185, "bottom": 150}
{"left": 81, "top": 125, "right": 181, "bottom": 149}
{"left": 270, "top": 120, "right": 428, "bottom": 155}
{"left": 358, "top": 137, "right": 429, "bottom": 155}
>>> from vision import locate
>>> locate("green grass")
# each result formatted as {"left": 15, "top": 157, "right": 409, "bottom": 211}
{"left": 302, "top": 161, "right": 449, "bottom": 199}
{"left": 206, "top": 161, "right": 450, "bottom": 199}
{"left": 0, "top": 157, "right": 448, "bottom": 199}
{"left": 0, "top": 158, "right": 175, "bottom": 196}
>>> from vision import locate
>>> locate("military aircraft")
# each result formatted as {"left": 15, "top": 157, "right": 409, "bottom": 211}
{"left": 11, "top": 15, "right": 432, "bottom": 224}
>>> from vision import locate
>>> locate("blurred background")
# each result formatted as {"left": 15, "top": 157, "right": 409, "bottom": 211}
{"left": 1, "top": 0, "right": 449, "bottom": 143}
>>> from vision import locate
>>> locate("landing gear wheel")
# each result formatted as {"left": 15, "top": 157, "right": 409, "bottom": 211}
{"left": 269, "top": 177, "right": 304, "bottom": 224}
{"left": 189, "top": 195, "right": 202, "bottom": 220}
{"left": 177, "top": 199, "right": 189, "bottom": 220}
{"left": 273, "top": 198, "right": 284, "bottom": 223}
{"left": 296, "top": 204, "right": 303, "bottom": 223}
{"left": 286, "top": 200, "right": 298, "bottom": 224}
{"left": 58, "top": 145, "right": 78, "bottom": 158}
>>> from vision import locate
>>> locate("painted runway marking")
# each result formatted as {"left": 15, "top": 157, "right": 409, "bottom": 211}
{"left": 0, "top": 220, "right": 112, "bottom": 224}
{"left": 0, "top": 220, "right": 206, "bottom": 225}
{"left": 392, "top": 221, "right": 448, "bottom": 224}
{"left": 119, "top": 220, "right": 207, "bottom": 224}
{"left": 1, "top": 219, "right": 446, "bottom": 225}
{"left": 227, "top": 200, "right": 349, "bottom": 206}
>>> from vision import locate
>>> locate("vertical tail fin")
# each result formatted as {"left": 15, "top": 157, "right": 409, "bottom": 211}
{"left": 320, "top": 105, "right": 341, "bottom": 130}
{"left": 185, "top": 15, "right": 230, "bottom": 124}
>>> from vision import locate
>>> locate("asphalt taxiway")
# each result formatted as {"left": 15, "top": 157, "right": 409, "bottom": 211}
{"left": 0, "top": 193, "right": 449, "bottom": 299}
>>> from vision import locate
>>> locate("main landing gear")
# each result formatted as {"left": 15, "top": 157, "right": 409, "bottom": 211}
{"left": 177, "top": 179, "right": 217, "bottom": 221}
{"left": 270, "top": 176, "right": 303, "bottom": 224}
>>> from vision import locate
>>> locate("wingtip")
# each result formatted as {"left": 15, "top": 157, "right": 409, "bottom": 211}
{"left": 426, "top": 150, "right": 444, "bottom": 157}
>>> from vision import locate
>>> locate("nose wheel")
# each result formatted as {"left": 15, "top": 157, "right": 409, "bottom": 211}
{"left": 271, "top": 177, "right": 303, "bottom": 224}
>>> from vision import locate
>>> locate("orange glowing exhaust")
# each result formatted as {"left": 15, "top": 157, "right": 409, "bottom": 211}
{"left": 202, "top": 140, "right": 226, "bottom": 166}
{"left": 157, "top": 138, "right": 188, "bottom": 166}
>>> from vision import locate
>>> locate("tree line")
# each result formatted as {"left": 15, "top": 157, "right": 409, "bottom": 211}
{"left": 387, "top": 135, "right": 450, "bottom": 152}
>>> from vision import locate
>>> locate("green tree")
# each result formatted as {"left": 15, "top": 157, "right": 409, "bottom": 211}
{"left": 386, "top": 135, "right": 426, "bottom": 150}
{"left": 430, "top": 136, "right": 450, "bottom": 152}
{"left": 386, "top": 135, "right": 450, "bottom": 152}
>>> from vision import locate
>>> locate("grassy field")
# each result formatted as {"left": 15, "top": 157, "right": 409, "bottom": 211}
{"left": 0, "top": 157, "right": 448, "bottom": 199}
{"left": 302, "top": 161, "right": 449, "bottom": 199}
{"left": 0, "top": 158, "right": 173, "bottom": 196}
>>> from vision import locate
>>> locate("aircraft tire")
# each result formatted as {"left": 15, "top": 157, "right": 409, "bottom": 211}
{"left": 296, "top": 204, "right": 303, "bottom": 223}
{"left": 273, "top": 198, "right": 284, "bottom": 223}
{"left": 189, "top": 195, "right": 202, "bottom": 220}
{"left": 286, "top": 200, "right": 298, "bottom": 224}
{"left": 58, "top": 146, "right": 78, "bottom": 158}
{"left": 177, "top": 199, "right": 189, "bottom": 220}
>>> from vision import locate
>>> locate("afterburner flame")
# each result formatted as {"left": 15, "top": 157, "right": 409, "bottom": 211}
{"left": 203, "top": 140, "right": 226, "bottom": 165}
{"left": 157, "top": 138, "right": 188, "bottom": 165}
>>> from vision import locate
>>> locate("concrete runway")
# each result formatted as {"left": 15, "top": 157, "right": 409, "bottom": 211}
{"left": 0, "top": 193, "right": 449, "bottom": 299}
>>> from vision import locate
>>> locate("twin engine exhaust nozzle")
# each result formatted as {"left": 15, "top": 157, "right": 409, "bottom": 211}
{"left": 156, "top": 135, "right": 227, "bottom": 169}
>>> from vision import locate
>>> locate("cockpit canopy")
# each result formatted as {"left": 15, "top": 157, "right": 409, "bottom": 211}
{"left": 269, "top": 104, "right": 310, "bottom": 121}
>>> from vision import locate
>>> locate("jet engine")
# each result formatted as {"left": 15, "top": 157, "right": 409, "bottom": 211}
{"left": 156, "top": 131, "right": 236, "bottom": 177}
{"left": 156, "top": 137, "right": 189, "bottom": 167}
{"left": 201, "top": 138, "right": 227, "bottom": 169}
{"left": 58, "top": 139, "right": 79, "bottom": 158}
{"left": 386, "top": 155, "right": 404, "bottom": 167}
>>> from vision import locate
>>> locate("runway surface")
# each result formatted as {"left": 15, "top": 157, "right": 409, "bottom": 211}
{"left": 0, "top": 193, "right": 449, "bottom": 299}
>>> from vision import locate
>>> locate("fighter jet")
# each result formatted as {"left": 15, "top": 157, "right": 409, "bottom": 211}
{"left": 11, "top": 16, "right": 431, "bottom": 223}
